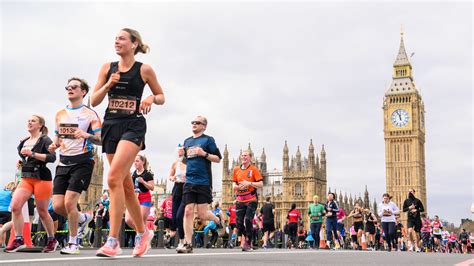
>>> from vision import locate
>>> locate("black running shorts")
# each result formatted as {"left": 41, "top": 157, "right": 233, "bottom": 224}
{"left": 182, "top": 183, "right": 212, "bottom": 205}
{"left": 0, "top": 211, "right": 11, "bottom": 224}
{"left": 101, "top": 117, "right": 146, "bottom": 154}
{"left": 354, "top": 221, "right": 364, "bottom": 232}
{"left": 407, "top": 217, "right": 422, "bottom": 232}
{"left": 53, "top": 161, "right": 94, "bottom": 195}
{"left": 263, "top": 222, "right": 275, "bottom": 233}
{"left": 365, "top": 222, "right": 376, "bottom": 235}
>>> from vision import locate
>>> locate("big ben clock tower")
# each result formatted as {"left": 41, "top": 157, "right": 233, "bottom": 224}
{"left": 383, "top": 31, "right": 427, "bottom": 222}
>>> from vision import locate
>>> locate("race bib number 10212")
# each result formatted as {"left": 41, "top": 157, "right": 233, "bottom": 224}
{"left": 108, "top": 95, "right": 137, "bottom": 114}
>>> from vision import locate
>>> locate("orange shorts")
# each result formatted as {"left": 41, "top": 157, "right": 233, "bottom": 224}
{"left": 17, "top": 178, "right": 52, "bottom": 200}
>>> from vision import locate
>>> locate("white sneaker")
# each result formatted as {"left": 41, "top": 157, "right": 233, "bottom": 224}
{"left": 77, "top": 213, "right": 93, "bottom": 239}
{"left": 60, "top": 243, "right": 80, "bottom": 255}
{"left": 175, "top": 242, "right": 184, "bottom": 251}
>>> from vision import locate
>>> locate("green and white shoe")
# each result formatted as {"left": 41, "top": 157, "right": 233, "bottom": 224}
{"left": 60, "top": 243, "right": 80, "bottom": 255}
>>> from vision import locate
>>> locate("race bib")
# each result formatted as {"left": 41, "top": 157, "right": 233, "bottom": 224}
{"left": 187, "top": 146, "right": 199, "bottom": 158}
{"left": 58, "top": 123, "right": 78, "bottom": 139}
{"left": 433, "top": 228, "right": 441, "bottom": 234}
{"left": 108, "top": 95, "right": 137, "bottom": 114}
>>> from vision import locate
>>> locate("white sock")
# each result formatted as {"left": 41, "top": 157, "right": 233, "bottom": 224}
{"left": 69, "top": 235, "right": 78, "bottom": 244}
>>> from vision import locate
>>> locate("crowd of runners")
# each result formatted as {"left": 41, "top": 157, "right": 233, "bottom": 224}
{"left": 0, "top": 28, "right": 472, "bottom": 258}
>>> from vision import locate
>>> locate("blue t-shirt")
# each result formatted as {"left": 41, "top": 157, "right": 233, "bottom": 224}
{"left": 0, "top": 189, "right": 13, "bottom": 212}
{"left": 184, "top": 134, "right": 221, "bottom": 186}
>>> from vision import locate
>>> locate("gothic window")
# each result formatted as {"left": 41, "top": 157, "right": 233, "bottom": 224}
{"left": 394, "top": 145, "right": 397, "bottom": 162}
{"left": 295, "top": 183, "right": 302, "bottom": 196}
{"left": 407, "top": 143, "right": 410, "bottom": 161}
{"left": 397, "top": 144, "right": 400, "bottom": 161}
{"left": 404, "top": 144, "right": 407, "bottom": 161}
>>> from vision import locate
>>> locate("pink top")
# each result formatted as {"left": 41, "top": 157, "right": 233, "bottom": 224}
{"left": 160, "top": 198, "right": 172, "bottom": 219}
{"left": 350, "top": 226, "right": 356, "bottom": 235}
{"left": 420, "top": 218, "right": 431, "bottom": 233}
{"left": 337, "top": 208, "right": 346, "bottom": 220}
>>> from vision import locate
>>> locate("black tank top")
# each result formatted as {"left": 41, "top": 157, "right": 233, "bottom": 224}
{"left": 105, "top": 61, "right": 145, "bottom": 120}
{"left": 366, "top": 212, "right": 375, "bottom": 224}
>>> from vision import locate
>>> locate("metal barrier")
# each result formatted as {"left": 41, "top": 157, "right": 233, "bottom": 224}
{"left": 156, "top": 220, "right": 164, "bottom": 248}
{"left": 30, "top": 219, "right": 288, "bottom": 250}
{"left": 93, "top": 216, "right": 104, "bottom": 247}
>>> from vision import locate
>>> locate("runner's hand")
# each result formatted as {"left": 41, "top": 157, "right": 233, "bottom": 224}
{"left": 240, "top": 180, "right": 251, "bottom": 187}
{"left": 195, "top": 147, "right": 207, "bottom": 157}
{"left": 139, "top": 96, "right": 154, "bottom": 115}
{"left": 48, "top": 143, "right": 59, "bottom": 153}
{"left": 73, "top": 128, "right": 89, "bottom": 139}
{"left": 178, "top": 147, "right": 185, "bottom": 157}
{"left": 20, "top": 149, "right": 33, "bottom": 157}
{"left": 106, "top": 70, "right": 120, "bottom": 89}
{"left": 238, "top": 183, "right": 248, "bottom": 190}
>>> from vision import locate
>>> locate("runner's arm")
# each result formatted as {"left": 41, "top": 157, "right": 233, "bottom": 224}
{"left": 142, "top": 179, "right": 154, "bottom": 191}
{"left": 392, "top": 203, "right": 400, "bottom": 215}
{"left": 141, "top": 64, "right": 165, "bottom": 105}
{"left": 249, "top": 180, "right": 263, "bottom": 189}
{"left": 417, "top": 200, "right": 425, "bottom": 214}
{"left": 86, "top": 131, "right": 101, "bottom": 145}
{"left": 91, "top": 63, "right": 113, "bottom": 107}
{"left": 168, "top": 162, "right": 177, "bottom": 181}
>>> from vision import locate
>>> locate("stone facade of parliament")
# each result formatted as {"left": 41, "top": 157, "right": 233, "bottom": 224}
{"left": 221, "top": 142, "right": 378, "bottom": 229}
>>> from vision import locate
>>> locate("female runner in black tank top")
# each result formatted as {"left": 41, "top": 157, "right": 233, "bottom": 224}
{"left": 90, "top": 28, "right": 164, "bottom": 258}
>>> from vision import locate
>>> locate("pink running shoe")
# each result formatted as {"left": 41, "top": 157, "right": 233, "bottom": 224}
{"left": 43, "top": 239, "right": 59, "bottom": 253}
{"left": 96, "top": 238, "right": 122, "bottom": 257}
{"left": 132, "top": 230, "right": 153, "bottom": 257}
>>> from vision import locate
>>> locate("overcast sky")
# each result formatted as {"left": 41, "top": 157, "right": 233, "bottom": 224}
{"left": 1, "top": 1, "right": 472, "bottom": 225}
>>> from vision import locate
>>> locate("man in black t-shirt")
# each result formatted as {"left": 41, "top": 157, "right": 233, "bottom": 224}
{"left": 260, "top": 197, "right": 275, "bottom": 249}
{"left": 402, "top": 188, "right": 424, "bottom": 252}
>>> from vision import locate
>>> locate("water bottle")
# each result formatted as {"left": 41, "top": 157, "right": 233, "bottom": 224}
{"left": 176, "top": 144, "right": 183, "bottom": 182}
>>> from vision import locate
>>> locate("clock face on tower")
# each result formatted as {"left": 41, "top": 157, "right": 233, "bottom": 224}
{"left": 391, "top": 109, "right": 409, "bottom": 128}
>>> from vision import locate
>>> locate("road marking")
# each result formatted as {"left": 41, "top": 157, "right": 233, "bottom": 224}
{"left": 454, "top": 258, "right": 474, "bottom": 266}
{"left": 0, "top": 249, "right": 364, "bottom": 264}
